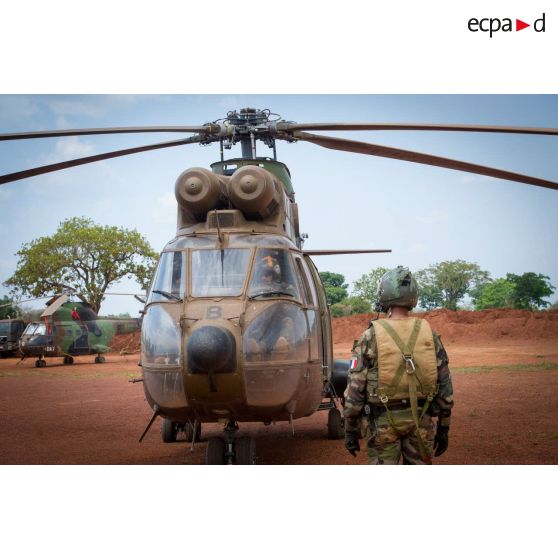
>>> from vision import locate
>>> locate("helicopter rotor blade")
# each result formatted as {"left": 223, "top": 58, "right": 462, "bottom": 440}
{"left": 0, "top": 126, "right": 217, "bottom": 141}
{"left": 303, "top": 249, "right": 392, "bottom": 256}
{"left": 0, "top": 135, "right": 202, "bottom": 185}
{"left": 289, "top": 131, "right": 558, "bottom": 191}
{"left": 278, "top": 122, "right": 558, "bottom": 136}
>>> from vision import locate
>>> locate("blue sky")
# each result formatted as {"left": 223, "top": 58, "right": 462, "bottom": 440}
{"left": 1, "top": 94, "right": 557, "bottom": 314}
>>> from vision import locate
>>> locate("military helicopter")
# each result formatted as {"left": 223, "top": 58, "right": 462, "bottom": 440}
{"left": 1, "top": 108, "right": 557, "bottom": 464}
{"left": 18, "top": 293, "right": 140, "bottom": 367}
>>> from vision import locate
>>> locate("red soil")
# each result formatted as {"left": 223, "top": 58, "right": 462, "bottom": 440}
{"left": 332, "top": 308, "right": 558, "bottom": 345}
{"left": 1, "top": 309, "right": 557, "bottom": 465}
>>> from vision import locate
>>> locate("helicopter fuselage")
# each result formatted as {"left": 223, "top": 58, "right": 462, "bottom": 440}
{"left": 141, "top": 157, "right": 335, "bottom": 426}
{"left": 141, "top": 233, "right": 333, "bottom": 424}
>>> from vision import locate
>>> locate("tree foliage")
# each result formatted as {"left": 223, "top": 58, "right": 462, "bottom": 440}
{"left": 473, "top": 278, "right": 516, "bottom": 310}
{"left": 319, "top": 272, "right": 349, "bottom": 305}
{"left": 352, "top": 267, "right": 389, "bottom": 309}
{"left": 415, "top": 260, "right": 490, "bottom": 311}
{"left": 330, "top": 296, "right": 371, "bottom": 317}
{"left": 506, "top": 272, "right": 555, "bottom": 310}
{"left": 4, "top": 217, "right": 158, "bottom": 313}
{"left": 0, "top": 296, "right": 20, "bottom": 320}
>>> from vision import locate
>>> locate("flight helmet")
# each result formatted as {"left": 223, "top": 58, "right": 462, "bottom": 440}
{"left": 376, "top": 266, "right": 419, "bottom": 312}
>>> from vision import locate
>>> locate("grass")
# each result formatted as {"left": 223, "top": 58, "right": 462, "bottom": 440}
{"left": 453, "top": 362, "right": 558, "bottom": 374}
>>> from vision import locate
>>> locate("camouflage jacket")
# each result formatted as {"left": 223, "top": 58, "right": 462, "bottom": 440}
{"left": 343, "top": 319, "right": 454, "bottom": 433}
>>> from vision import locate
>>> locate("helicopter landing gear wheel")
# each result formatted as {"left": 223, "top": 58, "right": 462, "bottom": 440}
{"left": 235, "top": 436, "right": 256, "bottom": 465}
{"left": 205, "top": 437, "right": 225, "bottom": 465}
{"left": 35, "top": 359, "right": 46, "bottom": 368}
{"left": 327, "top": 408, "right": 344, "bottom": 440}
{"left": 94, "top": 355, "right": 106, "bottom": 364}
{"left": 63, "top": 356, "right": 74, "bottom": 365}
{"left": 161, "top": 418, "right": 178, "bottom": 443}
{"left": 183, "top": 421, "right": 201, "bottom": 443}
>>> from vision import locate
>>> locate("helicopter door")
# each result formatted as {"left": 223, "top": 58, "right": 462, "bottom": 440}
{"left": 293, "top": 256, "right": 321, "bottom": 363}
{"left": 303, "top": 256, "right": 333, "bottom": 381}
{"left": 72, "top": 323, "right": 89, "bottom": 353}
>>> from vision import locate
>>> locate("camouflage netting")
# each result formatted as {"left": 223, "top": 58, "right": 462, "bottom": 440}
{"left": 332, "top": 309, "right": 558, "bottom": 344}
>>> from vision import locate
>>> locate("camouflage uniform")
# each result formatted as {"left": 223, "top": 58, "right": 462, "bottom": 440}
{"left": 344, "top": 320, "right": 454, "bottom": 465}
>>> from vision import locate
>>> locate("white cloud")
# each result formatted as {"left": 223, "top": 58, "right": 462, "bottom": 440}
{"left": 55, "top": 115, "right": 72, "bottom": 129}
{"left": 45, "top": 99, "right": 106, "bottom": 119}
{"left": 152, "top": 193, "right": 177, "bottom": 225}
{"left": 40, "top": 137, "right": 96, "bottom": 165}
{"left": 0, "top": 96, "right": 38, "bottom": 124}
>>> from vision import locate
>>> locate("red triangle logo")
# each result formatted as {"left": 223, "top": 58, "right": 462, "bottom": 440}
{"left": 516, "top": 19, "right": 530, "bottom": 31}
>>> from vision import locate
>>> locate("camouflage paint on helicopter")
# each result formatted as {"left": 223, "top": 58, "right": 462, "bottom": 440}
{"left": 19, "top": 294, "right": 140, "bottom": 367}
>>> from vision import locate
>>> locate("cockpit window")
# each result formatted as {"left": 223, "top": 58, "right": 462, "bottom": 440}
{"left": 248, "top": 249, "right": 301, "bottom": 301}
{"left": 191, "top": 249, "right": 250, "bottom": 297}
{"left": 149, "top": 251, "right": 186, "bottom": 303}
{"left": 23, "top": 323, "right": 46, "bottom": 336}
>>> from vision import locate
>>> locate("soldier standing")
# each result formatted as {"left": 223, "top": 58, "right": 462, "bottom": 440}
{"left": 343, "top": 266, "right": 454, "bottom": 464}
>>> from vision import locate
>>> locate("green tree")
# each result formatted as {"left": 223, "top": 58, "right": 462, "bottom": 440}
{"left": 506, "top": 272, "right": 555, "bottom": 310}
{"left": 473, "top": 278, "right": 516, "bottom": 310}
{"left": 416, "top": 283, "right": 445, "bottom": 311}
{"left": 330, "top": 296, "right": 371, "bottom": 317}
{"left": 4, "top": 217, "right": 158, "bottom": 314}
{"left": 352, "top": 266, "right": 389, "bottom": 309}
{"left": 415, "top": 260, "right": 490, "bottom": 311}
{"left": 0, "top": 296, "right": 20, "bottom": 319}
{"left": 319, "top": 272, "right": 348, "bottom": 305}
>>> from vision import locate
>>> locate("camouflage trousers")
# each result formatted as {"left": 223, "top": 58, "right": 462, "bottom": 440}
{"left": 364, "top": 407, "right": 436, "bottom": 465}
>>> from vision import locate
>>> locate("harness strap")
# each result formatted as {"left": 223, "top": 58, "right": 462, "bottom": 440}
{"left": 377, "top": 319, "right": 422, "bottom": 397}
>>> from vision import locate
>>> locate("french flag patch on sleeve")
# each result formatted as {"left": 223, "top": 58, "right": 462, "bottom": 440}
{"left": 350, "top": 358, "right": 358, "bottom": 370}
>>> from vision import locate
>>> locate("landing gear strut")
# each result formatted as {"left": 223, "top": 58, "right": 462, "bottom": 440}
{"left": 205, "top": 419, "right": 256, "bottom": 465}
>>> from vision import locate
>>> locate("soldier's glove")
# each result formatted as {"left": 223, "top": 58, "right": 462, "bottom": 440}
{"left": 433, "top": 424, "right": 450, "bottom": 457}
{"left": 344, "top": 431, "right": 360, "bottom": 457}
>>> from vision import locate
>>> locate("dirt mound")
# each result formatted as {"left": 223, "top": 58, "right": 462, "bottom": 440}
{"left": 110, "top": 309, "right": 558, "bottom": 351}
{"left": 109, "top": 331, "right": 141, "bottom": 354}
{"left": 332, "top": 308, "right": 558, "bottom": 344}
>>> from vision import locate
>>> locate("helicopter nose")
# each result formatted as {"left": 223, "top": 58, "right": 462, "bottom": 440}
{"left": 187, "top": 326, "right": 236, "bottom": 374}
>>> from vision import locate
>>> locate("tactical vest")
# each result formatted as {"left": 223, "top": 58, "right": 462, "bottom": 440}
{"left": 368, "top": 317, "right": 438, "bottom": 405}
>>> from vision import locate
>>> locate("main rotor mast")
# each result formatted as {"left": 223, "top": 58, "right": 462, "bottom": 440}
{"left": 214, "top": 108, "right": 280, "bottom": 161}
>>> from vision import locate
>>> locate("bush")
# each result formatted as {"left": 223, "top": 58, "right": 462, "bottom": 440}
{"left": 330, "top": 296, "right": 371, "bottom": 317}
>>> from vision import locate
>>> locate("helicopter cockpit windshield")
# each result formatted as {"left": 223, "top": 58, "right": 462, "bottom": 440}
{"left": 191, "top": 249, "right": 251, "bottom": 297}
{"left": 148, "top": 251, "right": 186, "bottom": 303}
{"left": 23, "top": 323, "right": 46, "bottom": 336}
{"left": 248, "top": 248, "right": 301, "bottom": 301}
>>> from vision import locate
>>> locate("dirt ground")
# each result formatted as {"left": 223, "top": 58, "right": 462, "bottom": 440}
{"left": 1, "top": 310, "right": 557, "bottom": 465}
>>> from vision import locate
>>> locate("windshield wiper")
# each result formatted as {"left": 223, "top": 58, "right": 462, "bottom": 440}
{"left": 249, "top": 291, "right": 295, "bottom": 300}
{"left": 152, "top": 289, "right": 182, "bottom": 302}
